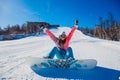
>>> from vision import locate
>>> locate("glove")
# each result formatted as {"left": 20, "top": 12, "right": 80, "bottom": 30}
{"left": 40, "top": 26, "right": 44, "bottom": 29}
{"left": 75, "top": 20, "right": 79, "bottom": 25}
{"left": 74, "top": 19, "right": 79, "bottom": 28}
{"left": 43, "top": 28, "right": 47, "bottom": 33}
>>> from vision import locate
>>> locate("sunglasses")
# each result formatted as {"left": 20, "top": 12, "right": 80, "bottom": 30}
{"left": 60, "top": 35, "right": 66, "bottom": 38}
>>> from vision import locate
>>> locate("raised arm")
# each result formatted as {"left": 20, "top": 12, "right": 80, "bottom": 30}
{"left": 44, "top": 29, "right": 58, "bottom": 43}
{"left": 64, "top": 26, "right": 77, "bottom": 50}
{"left": 67, "top": 26, "right": 77, "bottom": 41}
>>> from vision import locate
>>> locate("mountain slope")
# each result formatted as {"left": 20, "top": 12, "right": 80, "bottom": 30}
{"left": 0, "top": 27, "right": 120, "bottom": 80}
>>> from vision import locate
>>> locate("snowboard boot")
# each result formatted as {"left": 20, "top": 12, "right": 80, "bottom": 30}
{"left": 67, "top": 57, "right": 75, "bottom": 61}
{"left": 43, "top": 56, "right": 51, "bottom": 59}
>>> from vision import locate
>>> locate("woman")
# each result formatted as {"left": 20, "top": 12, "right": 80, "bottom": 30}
{"left": 44, "top": 20, "right": 78, "bottom": 59}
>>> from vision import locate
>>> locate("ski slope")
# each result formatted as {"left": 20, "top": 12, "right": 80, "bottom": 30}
{"left": 0, "top": 27, "right": 120, "bottom": 80}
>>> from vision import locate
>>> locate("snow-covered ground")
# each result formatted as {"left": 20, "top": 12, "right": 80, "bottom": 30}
{"left": 0, "top": 27, "right": 120, "bottom": 80}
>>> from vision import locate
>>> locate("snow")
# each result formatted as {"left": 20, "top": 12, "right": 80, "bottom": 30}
{"left": 0, "top": 27, "right": 120, "bottom": 80}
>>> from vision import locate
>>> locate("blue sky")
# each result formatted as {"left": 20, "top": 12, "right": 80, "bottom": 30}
{"left": 0, "top": 0, "right": 120, "bottom": 28}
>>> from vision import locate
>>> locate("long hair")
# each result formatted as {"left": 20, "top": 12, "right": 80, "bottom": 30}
{"left": 58, "top": 38, "right": 66, "bottom": 46}
{"left": 59, "top": 31, "right": 66, "bottom": 46}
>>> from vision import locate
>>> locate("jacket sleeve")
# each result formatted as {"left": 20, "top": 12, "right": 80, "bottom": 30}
{"left": 45, "top": 29, "right": 58, "bottom": 43}
{"left": 64, "top": 26, "right": 77, "bottom": 50}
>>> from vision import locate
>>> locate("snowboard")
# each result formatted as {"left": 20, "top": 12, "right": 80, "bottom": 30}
{"left": 26, "top": 57, "right": 97, "bottom": 69}
{"left": 25, "top": 57, "right": 120, "bottom": 80}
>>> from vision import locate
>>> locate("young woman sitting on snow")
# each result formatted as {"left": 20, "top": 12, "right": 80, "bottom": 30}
{"left": 43, "top": 20, "right": 78, "bottom": 60}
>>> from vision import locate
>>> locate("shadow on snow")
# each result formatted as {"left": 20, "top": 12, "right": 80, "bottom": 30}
{"left": 31, "top": 66, "right": 120, "bottom": 80}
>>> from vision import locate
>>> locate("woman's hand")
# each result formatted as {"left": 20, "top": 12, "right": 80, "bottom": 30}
{"left": 74, "top": 19, "right": 79, "bottom": 28}
{"left": 43, "top": 28, "right": 47, "bottom": 33}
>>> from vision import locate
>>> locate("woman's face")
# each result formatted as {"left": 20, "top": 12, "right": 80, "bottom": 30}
{"left": 60, "top": 35, "right": 66, "bottom": 40}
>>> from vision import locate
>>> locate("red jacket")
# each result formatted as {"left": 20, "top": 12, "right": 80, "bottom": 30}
{"left": 45, "top": 27, "right": 77, "bottom": 50}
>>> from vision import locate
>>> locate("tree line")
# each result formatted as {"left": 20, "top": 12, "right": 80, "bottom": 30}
{"left": 0, "top": 13, "right": 120, "bottom": 41}
{"left": 0, "top": 24, "right": 27, "bottom": 35}
{"left": 79, "top": 12, "right": 120, "bottom": 41}
{"left": 0, "top": 22, "right": 50, "bottom": 35}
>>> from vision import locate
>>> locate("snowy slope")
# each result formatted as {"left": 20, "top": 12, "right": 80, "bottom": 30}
{"left": 0, "top": 27, "right": 120, "bottom": 80}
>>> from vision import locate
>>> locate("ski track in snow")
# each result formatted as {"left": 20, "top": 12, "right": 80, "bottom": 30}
{"left": 0, "top": 27, "right": 120, "bottom": 80}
